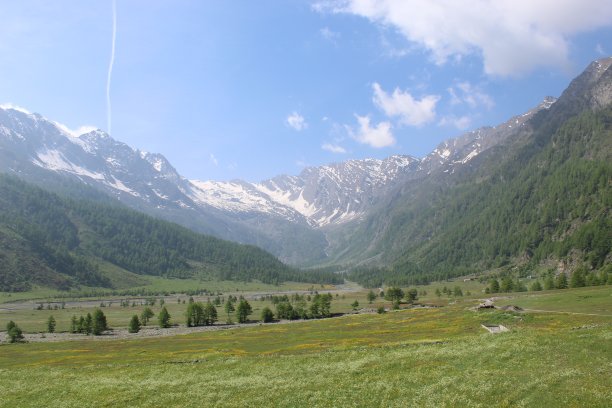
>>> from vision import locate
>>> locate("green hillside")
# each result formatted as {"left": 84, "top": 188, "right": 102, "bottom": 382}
{"left": 346, "top": 79, "right": 612, "bottom": 287}
{"left": 0, "top": 175, "right": 341, "bottom": 291}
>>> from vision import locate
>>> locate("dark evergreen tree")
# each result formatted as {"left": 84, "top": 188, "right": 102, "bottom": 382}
{"left": 261, "top": 307, "right": 274, "bottom": 323}
{"left": 128, "top": 315, "right": 141, "bottom": 333}
{"left": 84, "top": 313, "right": 93, "bottom": 335}
{"left": 556, "top": 273, "right": 568, "bottom": 289}
{"left": 47, "top": 315, "right": 56, "bottom": 333}
{"left": 489, "top": 279, "right": 500, "bottom": 293}
{"left": 203, "top": 302, "right": 218, "bottom": 326}
{"left": 92, "top": 309, "right": 108, "bottom": 335}
{"left": 70, "top": 315, "right": 78, "bottom": 333}
{"left": 236, "top": 299, "right": 252, "bottom": 323}
{"left": 158, "top": 307, "right": 171, "bottom": 328}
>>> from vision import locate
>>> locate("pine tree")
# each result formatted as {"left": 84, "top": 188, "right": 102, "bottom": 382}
{"left": 367, "top": 290, "right": 376, "bottom": 304}
{"left": 570, "top": 269, "right": 586, "bottom": 288}
{"left": 70, "top": 315, "right": 78, "bottom": 333}
{"left": 158, "top": 307, "right": 171, "bottom": 328}
{"left": 236, "top": 299, "right": 252, "bottom": 323}
{"left": 489, "top": 279, "right": 500, "bottom": 293}
{"left": 92, "top": 309, "right": 108, "bottom": 335}
{"left": 351, "top": 300, "right": 359, "bottom": 310}
{"left": 544, "top": 275, "right": 555, "bottom": 290}
{"left": 261, "top": 307, "right": 274, "bottom": 323}
{"left": 556, "top": 273, "right": 568, "bottom": 289}
{"left": 203, "top": 302, "right": 218, "bottom": 326}
{"left": 47, "top": 315, "right": 56, "bottom": 333}
{"left": 140, "top": 307, "right": 154, "bottom": 326}
{"left": 84, "top": 313, "right": 93, "bottom": 335}
{"left": 224, "top": 299, "right": 235, "bottom": 324}
{"left": 128, "top": 315, "right": 141, "bottom": 333}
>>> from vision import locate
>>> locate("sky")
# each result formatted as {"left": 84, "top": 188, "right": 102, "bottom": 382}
{"left": 1, "top": 1, "right": 611, "bottom": 182}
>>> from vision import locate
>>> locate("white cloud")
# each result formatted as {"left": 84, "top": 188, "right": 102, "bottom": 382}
{"left": 317, "top": 0, "right": 612, "bottom": 76}
{"left": 448, "top": 82, "right": 494, "bottom": 110}
{"left": 320, "top": 27, "right": 340, "bottom": 43}
{"left": 348, "top": 114, "right": 394, "bottom": 148}
{"left": 322, "top": 143, "right": 347, "bottom": 153}
{"left": 438, "top": 115, "right": 472, "bottom": 130}
{"left": 286, "top": 111, "right": 308, "bottom": 131}
{"left": 209, "top": 153, "right": 218, "bottom": 166}
{"left": 53, "top": 121, "right": 97, "bottom": 137}
{"left": 1, "top": 104, "right": 99, "bottom": 137}
{"left": 595, "top": 43, "right": 606, "bottom": 55}
{"left": 0, "top": 103, "right": 32, "bottom": 115}
{"left": 372, "top": 82, "right": 439, "bottom": 126}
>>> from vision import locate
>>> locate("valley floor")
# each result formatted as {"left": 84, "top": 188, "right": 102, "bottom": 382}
{"left": 0, "top": 286, "right": 610, "bottom": 407}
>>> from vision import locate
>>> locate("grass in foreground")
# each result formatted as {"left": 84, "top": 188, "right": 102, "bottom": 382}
{"left": 0, "top": 288, "right": 610, "bottom": 407}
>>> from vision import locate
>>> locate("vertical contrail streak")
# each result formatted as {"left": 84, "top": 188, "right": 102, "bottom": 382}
{"left": 106, "top": 0, "right": 117, "bottom": 135}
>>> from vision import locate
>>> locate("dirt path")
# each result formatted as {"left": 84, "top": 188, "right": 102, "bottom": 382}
{"left": 520, "top": 308, "right": 612, "bottom": 317}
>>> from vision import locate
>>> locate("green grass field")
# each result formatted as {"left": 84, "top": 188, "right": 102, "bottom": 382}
{"left": 0, "top": 285, "right": 610, "bottom": 407}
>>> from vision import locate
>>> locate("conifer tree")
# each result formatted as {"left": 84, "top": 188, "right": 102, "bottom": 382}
{"left": 92, "top": 309, "right": 108, "bottom": 335}
{"left": 128, "top": 315, "right": 141, "bottom": 333}
{"left": 158, "top": 306, "right": 171, "bottom": 328}
{"left": 47, "top": 315, "right": 56, "bottom": 333}
{"left": 556, "top": 273, "right": 568, "bottom": 289}
{"left": 236, "top": 299, "right": 252, "bottom": 323}
{"left": 224, "top": 299, "right": 235, "bottom": 324}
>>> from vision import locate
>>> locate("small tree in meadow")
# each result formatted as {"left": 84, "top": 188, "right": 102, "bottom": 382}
{"left": 224, "top": 299, "right": 235, "bottom": 324}
{"left": 406, "top": 288, "right": 418, "bottom": 303}
{"left": 351, "top": 300, "right": 359, "bottom": 310}
{"left": 140, "top": 307, "right": 154, "bottom": 326}
{"left": 367, "top": 290, "right": 376, "bottom": 304}
{"left": 261, "top": 307, "right": 274, "bottom": 323}
{"left": 158, "top": 307, "right": 171, "bottom": 328}
{"left": 236, "top": 299, "right": 252, "bottom": 323}
{"left": 70, "top": 315, "right": 78, "bottom": 333}
{"left": 47, "top": 315, "right": 56, "bottom": 333}
{"left": 128, "top": 315, "right": 141, "bottom": 333}
{"left": 6, "top": 321, "right": 24, "bottom": 343}
{"left": 92, "top": 309, "right": 108, "bottom": 335}
{"left": 84, "top": 313, "right": 93, "bottom": 335}
{"left": 385, "top": 287, "right": 404, "bottom": 303}
{"left": 203, "top": 301, "right": 218, "bottom": 326}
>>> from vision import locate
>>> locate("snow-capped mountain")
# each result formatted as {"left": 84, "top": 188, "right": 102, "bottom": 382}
{"left": 0, "top": 91, "right": 558, "bottom": 262}
{"left": 190, "top": 155, "right": 420, "bottom": 227}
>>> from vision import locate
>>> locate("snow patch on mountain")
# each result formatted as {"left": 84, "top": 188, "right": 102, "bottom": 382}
{"left": 34, "top": 148, "right": 105, "bottom": 181}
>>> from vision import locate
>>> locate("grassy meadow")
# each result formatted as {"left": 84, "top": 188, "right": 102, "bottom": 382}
{"left": 0, "top": 285, "right": 610, "bottom": 407}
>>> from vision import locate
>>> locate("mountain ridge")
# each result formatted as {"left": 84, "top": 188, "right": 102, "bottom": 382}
{"left": 1, "top": 57, "right": 610, "bottom": 268}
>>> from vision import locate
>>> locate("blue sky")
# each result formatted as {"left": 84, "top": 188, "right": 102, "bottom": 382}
{"left": 1, "top": 1, "right": 611, "bottom": 182}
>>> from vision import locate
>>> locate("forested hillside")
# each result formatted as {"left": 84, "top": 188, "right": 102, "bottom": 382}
{"left": 347, "top": 67, "right": 612, "bottom": 287}
{"left": 0, "top": 175, "right": 341, "bottom": 291}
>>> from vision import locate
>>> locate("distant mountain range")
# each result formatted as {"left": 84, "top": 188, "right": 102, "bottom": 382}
{"left": 0, "top": 85, "right": 556, "bottom": 265}
{"left": 1, "top": 57, "right": 610, "bottom": 285}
